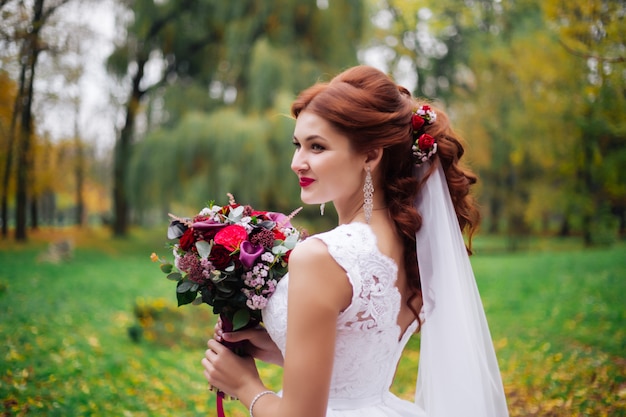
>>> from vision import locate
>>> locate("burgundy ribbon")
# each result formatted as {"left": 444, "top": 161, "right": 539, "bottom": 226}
{"left": 217, "top": 391, "right": 226, "bottom": 417}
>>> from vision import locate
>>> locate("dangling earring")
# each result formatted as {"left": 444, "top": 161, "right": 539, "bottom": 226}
{"left": 363, "top": 166, "right": 374, "bottom": 224}
{"left": 320, "top": 203, "right": 325, "bottom": 216}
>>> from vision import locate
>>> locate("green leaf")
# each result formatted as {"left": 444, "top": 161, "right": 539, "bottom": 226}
{"left": 176, "top": 289, "right": 197, "bottom": 306}
{"left": 272, "top": 245, "right": 287, "bottom": 255}
{"left": 166, "top": 272, "right": 182, "bottom": 281}
{"left": 176, "top": 280, "right": 198, "bottom": 306}
{"left": 228, "top": 205, "right": 245, "bottom": 222}
{"left": 232, "top": 309, "right": 250, "bottom": 331}
{"left": 283, "top": 233, "right": 300, "bottom": 249}
{"left": 196, "top": 240, "right": 212, "bottom": 259}
{"left": 160, "top": 263, "right": 173, "bottom": 273}
{"left": 176, "top": 279, "right": 196, "bottom": 293}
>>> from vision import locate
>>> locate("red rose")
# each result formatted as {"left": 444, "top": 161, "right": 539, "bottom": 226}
{"left": 251, "top": 210, "right": 268, "bottom": 219}
{"left": 411, "top": 113, "right": 425, "bottom": 131}
{"left": 418, "top": 133, "right": 435, "bottom": 151}
{"left": 179, "top": 228, "right": 196, "bottom": 251}
{"left": 209, "top": 244, "right": 232, "bottom": 270}
{"left": 283, "top": 249, "right": 292, "bottom": 263}
{"left": 273, "top": 229, "right": 286, "bottom": 241}
{"left": 214, "top": 224, "right": 248, "bottom": 251}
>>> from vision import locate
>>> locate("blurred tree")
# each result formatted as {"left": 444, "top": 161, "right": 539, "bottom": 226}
{"left": 0, "top": 0, "right": 74, "bottom": 240}
{"left": 374, "top": 0, "right": 625, "bottom": 244}
{"left": 0, "top": 71, "right": 17, "bottom": 238}
{"left": 376, "top": 0, "right": 547, "bottom": 243}
{"left": 543, "top": 0, "right": 626, "bottom": 242}
{"left": 544, "top": 0, "right": 626, "bottom": 64}
{"left": 112, "top": 0, "right": 367, "bottom": 234}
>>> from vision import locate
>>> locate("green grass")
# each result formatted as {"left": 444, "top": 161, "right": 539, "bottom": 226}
{"left": 1, "top": 227, "right": 625, "bottom": 416}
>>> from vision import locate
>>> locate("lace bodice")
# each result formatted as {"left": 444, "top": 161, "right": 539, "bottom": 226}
{"left": 263, "top": 222, "right": 418, "bottom": 405}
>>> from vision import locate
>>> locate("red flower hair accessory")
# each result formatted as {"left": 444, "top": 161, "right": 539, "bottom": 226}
{"left": 411, "top": 104, "right": 438, "bottom": 166}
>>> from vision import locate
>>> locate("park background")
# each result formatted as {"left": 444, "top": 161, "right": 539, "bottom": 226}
{"left": 0, "top": 0, "right": 625, "bottom": 416}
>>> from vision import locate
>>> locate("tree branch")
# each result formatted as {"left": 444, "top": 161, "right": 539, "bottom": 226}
{"left": 558, "top": 38, "right": 625, "bottom": 63}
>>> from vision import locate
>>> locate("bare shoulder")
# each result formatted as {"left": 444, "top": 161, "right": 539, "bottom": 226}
{"left": 287, "top": 236, "right": 352, "bottom": 312}
{"left": 288, "top": 237, "right": 332, "bottom": 266}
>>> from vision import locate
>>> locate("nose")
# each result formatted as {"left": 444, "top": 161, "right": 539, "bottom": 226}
{"left": 291, "top": 148, "right": 307, "bottom": 174}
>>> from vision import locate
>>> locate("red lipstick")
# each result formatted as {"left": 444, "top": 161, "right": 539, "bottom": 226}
{"left": 299, "top": 177, "right": 315, "bottom": 187}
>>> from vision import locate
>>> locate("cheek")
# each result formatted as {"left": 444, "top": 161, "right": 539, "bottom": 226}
{"left": 331, "top": 162, "right": 362, "bottom": 190}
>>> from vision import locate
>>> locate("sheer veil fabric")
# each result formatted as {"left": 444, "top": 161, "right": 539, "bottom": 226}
{"left": 414, "top": 161, "right": 509, "bottom": 416}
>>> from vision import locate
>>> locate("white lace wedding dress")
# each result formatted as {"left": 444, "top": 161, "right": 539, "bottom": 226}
{"left": 263, "top": 222, "right": 426, "bottom": 417}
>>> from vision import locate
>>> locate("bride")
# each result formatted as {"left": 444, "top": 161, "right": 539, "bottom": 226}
{"left": 201, "top": 65, "right": 509, "bottom": 417}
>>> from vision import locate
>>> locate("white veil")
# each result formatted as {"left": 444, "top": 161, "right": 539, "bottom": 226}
{"left": 414, "top": 161, "right": 509, "bottom": 416}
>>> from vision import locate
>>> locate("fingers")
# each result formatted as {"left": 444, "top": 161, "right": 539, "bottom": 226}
{"left": 202, "top": 341, "right": 255, "bottom": 398}
{"left": 221, "top": 327, "right": 263, "bottom": 343}
{"left": 202, "top": 345, "right": 229, "bottom": 393}
{"left": 207, "top": 338, "right": 227, "bottom": 352}
{"left": 221, "top": 330, "right": 247, "bottom": 343}
{"left": 214, "top": 319, "right": 224, "bottom": 342}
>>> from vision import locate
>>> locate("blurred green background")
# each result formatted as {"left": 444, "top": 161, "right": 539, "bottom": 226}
{"left": 1, "top": 0, "right": 625, "bottom": 415}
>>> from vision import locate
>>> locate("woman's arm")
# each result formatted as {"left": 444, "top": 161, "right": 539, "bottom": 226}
{"left": 203, "top": 238, "right": 353, "bottom": 417}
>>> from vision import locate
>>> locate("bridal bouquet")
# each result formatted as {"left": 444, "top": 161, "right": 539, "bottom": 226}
{"left": 152, "top": 194, "right": 301, "bottom": 332}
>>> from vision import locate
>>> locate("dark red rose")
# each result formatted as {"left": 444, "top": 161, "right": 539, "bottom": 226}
{"left": 202, "top": 228, "right": 220, "bottom": 242}
{"left": 283, "top": 249, "right": 292, "bottom": 263}
{"left": 210, "top": 244, "right": 232, "bottom": 270}
{"left": 179, "top": 228, "right": 196, "bottom": 251}
{"left": 411, "top": 113, "right": 425, "bottom": 131}
{"left": 418, "top": 133, "right": 435, "bottom": 151}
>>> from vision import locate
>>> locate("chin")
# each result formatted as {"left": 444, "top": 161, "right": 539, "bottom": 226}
{"left": 299, "top": 191, "right": 321, "bottom": 205}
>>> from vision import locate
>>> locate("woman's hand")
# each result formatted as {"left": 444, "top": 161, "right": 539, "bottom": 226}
{"left": 202, "top": 339, "right": 263, "bottom": 399}
{"left": 214, "top": 319, "right": 284, "bottom": 366}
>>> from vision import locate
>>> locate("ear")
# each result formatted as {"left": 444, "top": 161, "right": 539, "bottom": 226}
{"left": 364, "top": 148, "right": 383, "bottom": 170}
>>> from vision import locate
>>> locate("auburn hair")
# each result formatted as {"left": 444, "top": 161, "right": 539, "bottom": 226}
{"left": 291, "top": 66, "right": 480, "bottom": 320}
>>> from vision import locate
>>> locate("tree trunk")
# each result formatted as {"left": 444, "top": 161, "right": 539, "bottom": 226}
{"left": 1, "top": 101, "right": 18, "bottom": 239}
{"left": 112, "top": 55, "right": 147, "bottom": 237}
{"left": 74, "top": 101, "right": 85, "bottom": 227}
{"left": 1, "top": 46, "right": 28, "bottom": 239}
{"left": 580, "top": 117, "right": 595, "bottom": 247}
{"left": 558, "top": 215, "right": 571, "bottom": 237}
{"left": 30, "top": 196, "right": 38, "bottom": 230}
{"left": 14, "top": 0, "right": 45, "bottom": 241}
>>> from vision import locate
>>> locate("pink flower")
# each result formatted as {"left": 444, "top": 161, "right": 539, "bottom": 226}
{"left": 246, "top": 294, "right": 269, "bottom": 310}
{"left": 239, "top": 241, "right": 264, "bottom": 269}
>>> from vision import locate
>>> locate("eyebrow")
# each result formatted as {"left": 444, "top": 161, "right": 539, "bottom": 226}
{"left": 292, "top": 134, "right": 326, "bottom": 142}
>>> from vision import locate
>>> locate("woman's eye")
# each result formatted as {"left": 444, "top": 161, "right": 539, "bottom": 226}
{"left": 311, "top": 143, "right": 325, "bottom": 151}
{"left": 292, "top": 141, "right": 301, "bottom": 149}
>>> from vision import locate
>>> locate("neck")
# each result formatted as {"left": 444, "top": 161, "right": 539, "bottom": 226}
{"left": 340, "top": 206, "right": 387, "bottom": 225}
